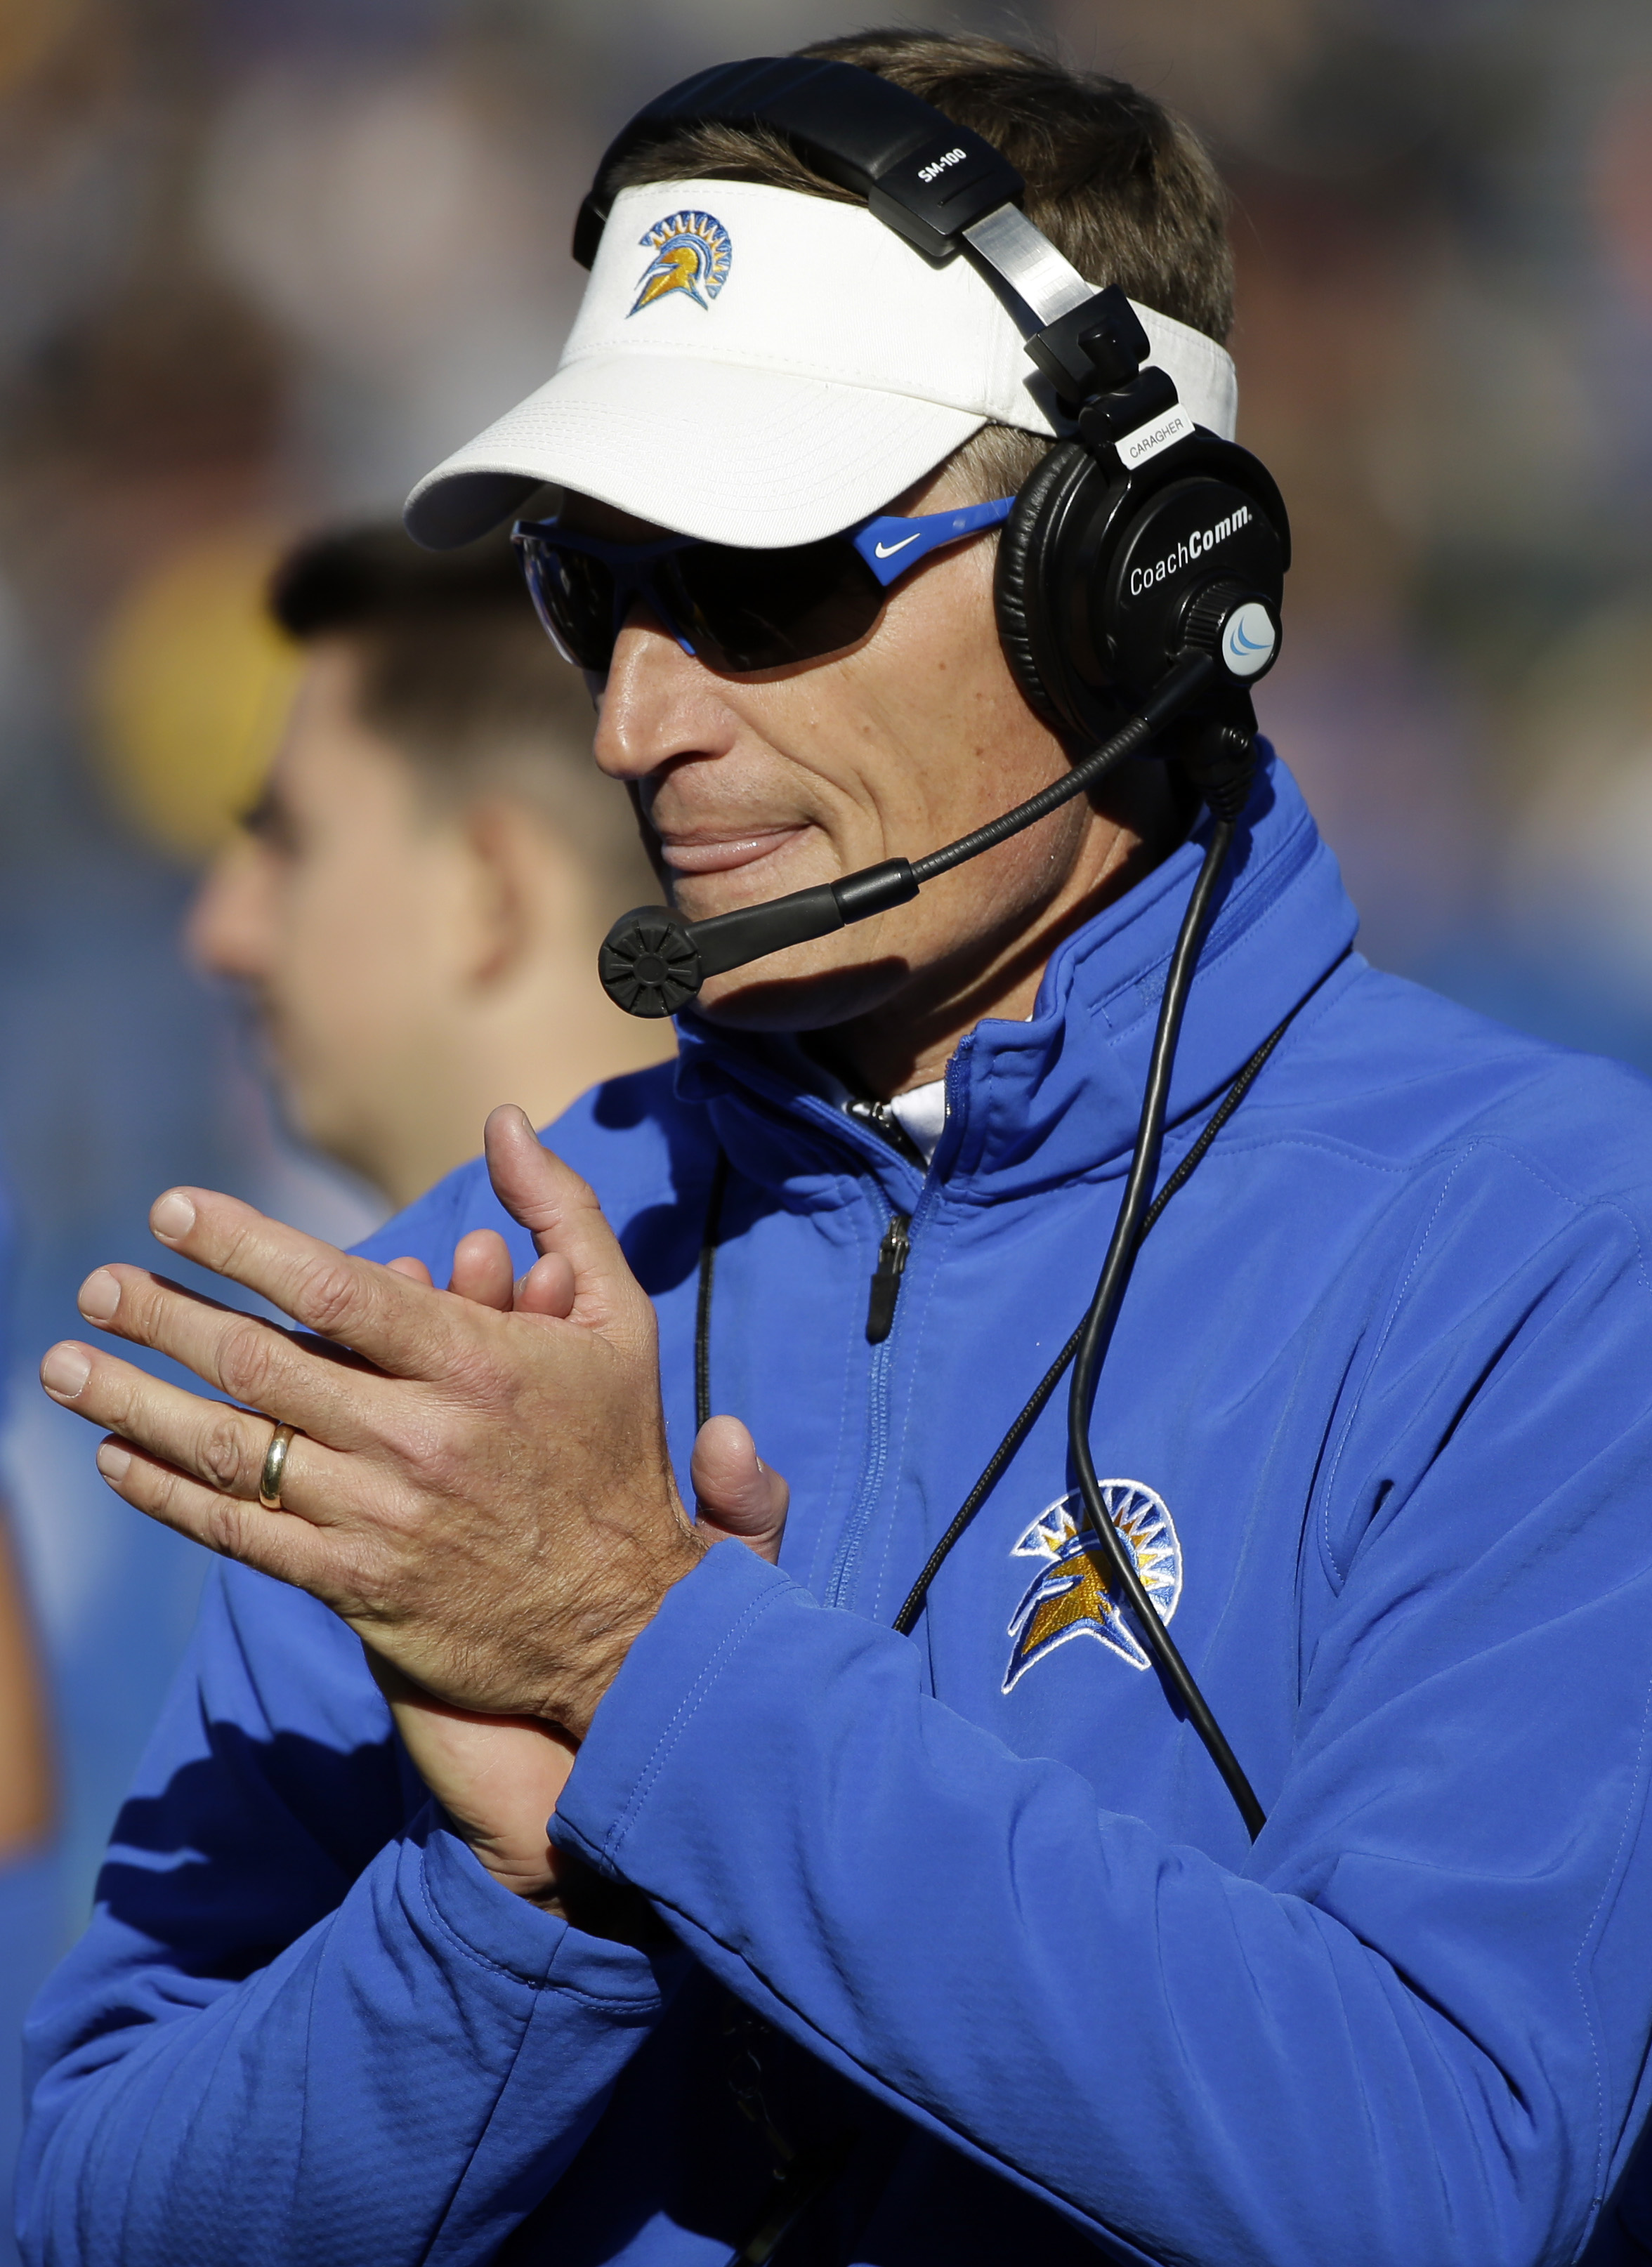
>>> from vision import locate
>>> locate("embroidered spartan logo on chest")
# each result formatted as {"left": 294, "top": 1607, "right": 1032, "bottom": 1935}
{"left": 1004, "top": 1480, "right": 1182, "bottom": 1692}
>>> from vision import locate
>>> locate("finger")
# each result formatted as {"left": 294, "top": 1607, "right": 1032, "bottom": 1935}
{"left": 40, "top": 1339, "right": 354, "bottom": 1523}
{"left": 514, "top": 1252, "right": 576, "bottom": 1319}
{"left": 89, "top": 1434, "right": 351, "bottom": 1596}
{"left": 449, "top": 1230, "right": 514, "bottom": 1311}
{"left": 138, "top": 1186, "right": 467, "bottom": 1382}
{"left": 691, "top": 1416, "right": 789, "bottom": 1565}
{"left": 483, "top": 1108, "right": 648, "bottom": 1339}
{"left": 386, "top": 1257, "right": 434, "bottom": 1286}
{"left": 71, "top": 1265, "right": 395, "bottom": 1449}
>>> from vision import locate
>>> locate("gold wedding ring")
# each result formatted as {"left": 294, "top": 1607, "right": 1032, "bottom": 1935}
{"left": 258, "top": 1421, "right": 300, "bottom": 1511}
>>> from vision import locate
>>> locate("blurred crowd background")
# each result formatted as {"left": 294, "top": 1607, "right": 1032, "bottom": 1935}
{"left": 1, "top": 0, "right": 1652, "bottom": 2228}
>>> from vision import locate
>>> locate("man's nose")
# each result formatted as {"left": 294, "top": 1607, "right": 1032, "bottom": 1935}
{"left": 185, "top": 841, "right": 273, "bottom": 982}
{"left": 592, "top": 602, "right": 730, "bottom": 787}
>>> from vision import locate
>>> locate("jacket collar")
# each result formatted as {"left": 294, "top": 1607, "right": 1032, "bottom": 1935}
{"left": 673, "top": 749, "right": 1359, "bottom": 1209}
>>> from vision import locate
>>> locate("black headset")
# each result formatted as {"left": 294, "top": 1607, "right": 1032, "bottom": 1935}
{"left": 576, "top": 53, "right": 1290, "bottom": 1021}
{"left": 573, "top": 56, "right": 1290, "bottom": 1836}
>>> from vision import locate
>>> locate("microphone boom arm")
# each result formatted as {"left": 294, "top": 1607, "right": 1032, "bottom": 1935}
{"left": 597, "top": 651, "right": 1217, "bottom": 1018}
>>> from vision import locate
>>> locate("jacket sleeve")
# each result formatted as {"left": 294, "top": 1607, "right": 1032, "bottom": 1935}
{"left": 17, "top": 1563, "right": 682, "bottom": 2267}
{"left": 551, "top": 1192, "right": 1652, "bottom": 2267}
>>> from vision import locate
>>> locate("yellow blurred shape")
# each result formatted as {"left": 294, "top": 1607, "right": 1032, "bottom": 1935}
{"left": 0, "top": 0, "right": 84, "bottom": 96}
{"left": 92, "top": 527, "right": 300, "bottom": 862}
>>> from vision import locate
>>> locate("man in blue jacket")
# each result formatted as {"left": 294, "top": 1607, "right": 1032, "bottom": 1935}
{"left": 22, "top": 29, "right": 1652, "bottom": 2267}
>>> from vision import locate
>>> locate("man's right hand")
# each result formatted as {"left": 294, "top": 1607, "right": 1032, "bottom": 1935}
{"left": 369, "top": 1225, "right": 789, "bottom": 1910}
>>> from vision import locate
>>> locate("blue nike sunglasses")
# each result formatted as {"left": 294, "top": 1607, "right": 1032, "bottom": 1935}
{"left": 511, "top": 494, "right": 1014, "bottom": 678}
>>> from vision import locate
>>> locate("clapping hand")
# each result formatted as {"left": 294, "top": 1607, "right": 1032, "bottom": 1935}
{"left": 40, "top": 1106, "right": 788, "bottom": 1905}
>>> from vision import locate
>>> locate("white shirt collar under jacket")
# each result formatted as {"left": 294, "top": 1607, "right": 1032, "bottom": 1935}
{"left": 887, "top": 1079, "right": 949, "bottom": 1168}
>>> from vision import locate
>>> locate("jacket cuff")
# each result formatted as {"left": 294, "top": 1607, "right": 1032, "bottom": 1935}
{"left": 553, "top": 1540, "right": 798, "bottom": 1880}
{"left": 417, "top": 1806, "right": 676, "bottom": 2004}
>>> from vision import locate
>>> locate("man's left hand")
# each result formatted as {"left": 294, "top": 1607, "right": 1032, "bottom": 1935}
{"left": 38, "top": 1106, "right": 703, "bottom": 1743}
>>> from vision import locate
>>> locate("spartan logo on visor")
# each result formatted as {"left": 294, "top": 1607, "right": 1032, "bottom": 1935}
{"left": 629, "top": 210, "right": 732, "bottom": 315}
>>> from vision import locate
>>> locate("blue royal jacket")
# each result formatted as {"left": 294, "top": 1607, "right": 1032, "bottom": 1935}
{"left": 21, "top": 753, "right": 1652, "bottom": 2267}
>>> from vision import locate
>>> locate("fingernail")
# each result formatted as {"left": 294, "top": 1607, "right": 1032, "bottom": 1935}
{"left": 77, "top": 1269, "right": 120, "bottom": 1323}
{"left": 41, "top": 1345, "right": 91, "bottom": 1400}
{"left": 96, "top": 1442, "right": 131, "bottom": 1483}
{"left": 150, "top": 1190, "right": 196, "bottom": 1242}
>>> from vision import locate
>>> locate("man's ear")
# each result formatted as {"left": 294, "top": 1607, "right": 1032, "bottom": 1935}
{"left": 456, "top": 796, "right": 591, "bottom": 992}
{"left": 455, "top": 799, "right": 535, "bottom": 990}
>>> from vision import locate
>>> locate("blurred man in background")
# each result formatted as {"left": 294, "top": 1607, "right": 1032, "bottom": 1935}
{"left": 188, "top": 525, "right": 671, "bottom": 1210}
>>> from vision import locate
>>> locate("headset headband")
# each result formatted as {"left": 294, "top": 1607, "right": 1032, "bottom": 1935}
{"left": 572, "top": 55, "right": 1169, "bottom": 420}
{"left": 575, "top": 57, "right": 1020, "bottom": 268}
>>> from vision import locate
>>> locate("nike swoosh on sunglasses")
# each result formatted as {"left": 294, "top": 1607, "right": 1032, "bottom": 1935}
{"left": 511, "top": 495, "right": 1015, "bottom": 678}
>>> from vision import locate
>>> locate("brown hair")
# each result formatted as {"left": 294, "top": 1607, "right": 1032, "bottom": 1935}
{"left": 268, "top": 523, "right": 650, "bottom": 902}
{"left": 607, "top": 29, "right": 1233, "bottom": 499}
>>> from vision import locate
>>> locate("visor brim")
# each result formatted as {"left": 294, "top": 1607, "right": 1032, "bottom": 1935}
{"left": 405, "top": 352, "right": 987, "bottom": 551}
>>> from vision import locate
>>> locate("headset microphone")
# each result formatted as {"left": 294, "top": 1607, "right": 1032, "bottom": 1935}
{"left": 598, "top": 638, "right": 1266, "bottom": 1018}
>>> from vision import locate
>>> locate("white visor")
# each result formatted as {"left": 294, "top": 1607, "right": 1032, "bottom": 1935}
{"left": 405, "top": 178, "right": 1238, "bottom": 551}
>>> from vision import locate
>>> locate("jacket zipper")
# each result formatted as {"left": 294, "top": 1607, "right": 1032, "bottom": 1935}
{"left": 825, "top": 1180, "right": 936, "bottom": 1610}
{"left": 865, "top": 1214, "right": 910, "bottom": 1343}
{"left": 821, "top": 1069, "right": 955, "bottom": 1610}
{"left": 807, "top": 1051, "right": 969, "bottom": 1614}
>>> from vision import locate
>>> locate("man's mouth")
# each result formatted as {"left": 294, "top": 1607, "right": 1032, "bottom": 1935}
{"left": 653, "top": 826, "right": 807, "bottom": 876}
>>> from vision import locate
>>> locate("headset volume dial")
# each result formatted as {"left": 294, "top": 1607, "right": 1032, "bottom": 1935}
{"left": 1180, "top": 579, "right": 1280, "bottom": 683}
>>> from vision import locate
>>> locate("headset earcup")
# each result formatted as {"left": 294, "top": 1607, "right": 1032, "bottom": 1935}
{"left": 999, "top": 431, "right": 1292, "bottom": 747}
{"left": 994, "top": 441, "right": 1090, "bottom": 738}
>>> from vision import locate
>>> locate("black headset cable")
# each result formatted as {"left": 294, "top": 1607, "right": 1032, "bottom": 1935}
{"left": 695, "top": 1150, "right": 730, "bottom": 1433}
{"left": 1061, "top": 814, "right": 1268, "bottom": 1839}
{"left": 886, "top": 963, "right": 1330, "bottom": 1643}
